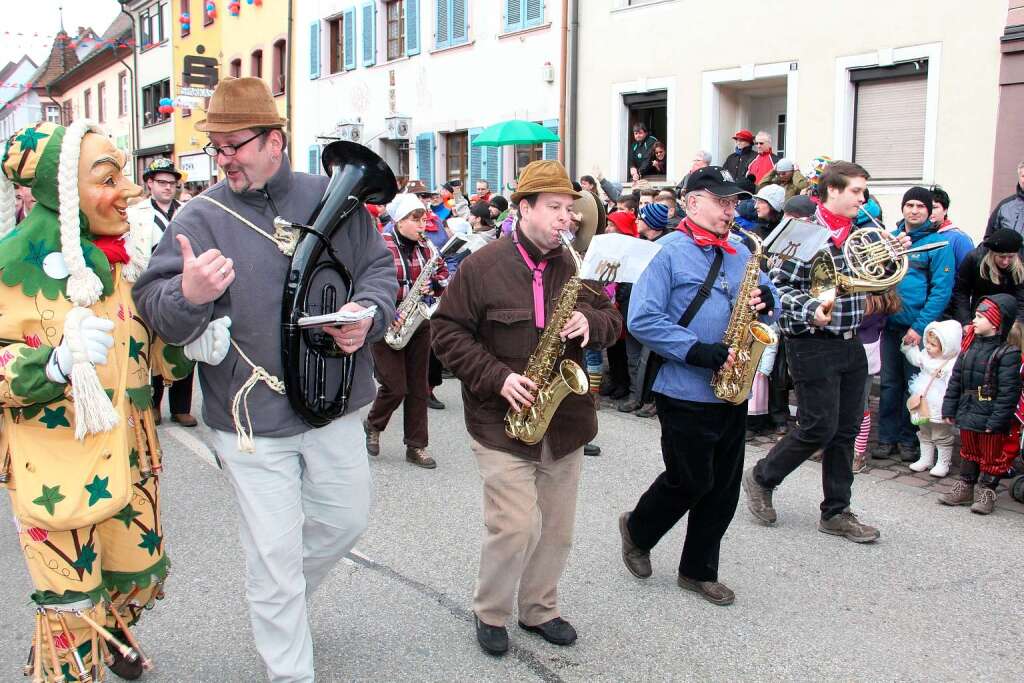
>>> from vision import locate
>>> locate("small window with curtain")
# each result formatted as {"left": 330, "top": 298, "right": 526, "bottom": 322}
{"left": 118, "top": 71, "right": 128, "bottom": 117}
{"left": 445, "top": 131, "right": 468, "bottom": 188}
{"left": 387, "top": 1, "right": 405, "bottom": 61}
{"left": 97, "top": 82, "right": 106, "bottom": 123}
{"left": 329, "top": 16, "right": 345, "bottom": 73}
{"left": 181, "top": 0, "right": 190, "bottom": 37}
{"left": 251, "top": 49, "right": 263, "bottom": 79}
{"left": 851, "top": 61, "right": 928, "bottom": 181}
{"left": 230, "top": 58, "right": 241, "bottom": 78}
{"left": 272, "top": 40, "right": 287, "bottom": 95}
{"left": 83, "top": 89, "right": 92, "bottom": 119}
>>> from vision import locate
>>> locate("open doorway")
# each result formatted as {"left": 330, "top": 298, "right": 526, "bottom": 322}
{"left": 624, "top": 90, "right": 667, "bottom": 178}
{"left": 714, "top": 76, "right": 788, "bottom": 162}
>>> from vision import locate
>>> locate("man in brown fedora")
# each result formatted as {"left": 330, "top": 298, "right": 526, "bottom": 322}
{"left": 432, "top": 160, "right": 621, "bottom": 655}
{"left": 134, "top": 77, "right": 397, "bottom": 682}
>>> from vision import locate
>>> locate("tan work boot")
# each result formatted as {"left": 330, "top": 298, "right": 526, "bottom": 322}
{"left": 363, "top": 419, "right": 380, "bottom": 456}
{"left": 406, "top": 447, "right": 437, "bottom": 469}
{"left": 818, "top": 510, "right": 880, "bottom": 543}
{"left": 742, "top": 467, "right": 777, "bottom": 524}
{"left": 970, "top": 486, "right": 997, "bottom": 515}
{"left": 938, "top": 480, "right": 975, "bottom": 506}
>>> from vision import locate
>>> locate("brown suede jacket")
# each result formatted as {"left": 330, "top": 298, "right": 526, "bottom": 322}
{"left": 432, "top": 228, "right": 622, "bottom": 461}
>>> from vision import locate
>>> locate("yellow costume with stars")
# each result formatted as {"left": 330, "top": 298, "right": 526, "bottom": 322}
{"left": 0, "top": 121, "right": 193, "bottom": 682}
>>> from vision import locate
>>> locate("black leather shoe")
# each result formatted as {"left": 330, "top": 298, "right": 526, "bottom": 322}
{"left": 518, "top": 617, "right": 577, "bottom": 646}
{"left": 427, "top": 393, "right": 446, "bottom": 410}
{"left": 474, "top": 614, "right": 508, "bottom": 656}
{"left": 107, "top": 642, "right": 144, "bottom": 680}
{"left": 871, "top": 442, "right": 898, "bottom": 460}
{"left": 898, "top": 442, "right": 919, "bottom": 463}
{"left": 583, "top": 443, "right": 601, "bottom": 457}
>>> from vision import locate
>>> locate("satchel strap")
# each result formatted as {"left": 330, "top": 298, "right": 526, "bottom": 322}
{"left": 679, "top": 248, "right": 724, "bottom": 328}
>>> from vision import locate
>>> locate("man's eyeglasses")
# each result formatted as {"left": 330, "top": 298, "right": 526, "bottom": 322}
{"left": 698, "top": 193, "right": 739, "bottom": 209}
{"left": 754, "top": 141, "right": 768, "bottom": 146}
{"left": 203, "top": 130, "right": 266, "bottom": 158}
{"left": 150, "top": 179, "right": 177, "bottom": 188}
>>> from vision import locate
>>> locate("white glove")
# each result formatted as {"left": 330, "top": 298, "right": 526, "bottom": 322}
{"left": 46, "top": 314, "right": 116, "bottom": 384}
{"left": 184, "top": 316, "right": 232, "bottom": 365}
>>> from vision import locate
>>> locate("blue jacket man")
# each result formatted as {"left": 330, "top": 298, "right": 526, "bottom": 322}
{"left": 877, "top": 186, "right": 955, "bottom": 458}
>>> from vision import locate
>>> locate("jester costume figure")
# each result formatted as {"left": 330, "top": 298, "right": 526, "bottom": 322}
{"left": 0, "top": 121, "right": 219, "bottom": 682}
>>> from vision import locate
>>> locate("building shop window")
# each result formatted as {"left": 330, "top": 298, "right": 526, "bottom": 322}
{"left": 83, "top": 89, "right": 92, "bottom": 120}
{"left": 181, "top": 0, "right": 190, "bottom": 37}
{"left": 434, "top": 0, "right": 467, "bottom": 50}
{"left": 251, "top": 49, "right": 263, "bottom": 79}
{"left": 140, "top": 1, "right": 167, "bottom": 50}
{"left": 328, "top": 11, "right": 356, "bottom": 73}
{"left": 622, "top": 90, "right": 667, "bottom": 178}
{"left": 851, "top": 61, "right": 928, "bottom": 181}
{"left": 386, "top": 1, "right": 404, "bottom": 61}
{"left": 272, "top": 40, "right": 287, "bottom": 95}
{"left": 445, "top": 130, "right": 468, "bottom": 188}
{"left": 44, "top": 104, "right": 61, "bottom": 124}
{"left": 142, "top": 79, "right": 172, "bottom": 127}
{"left": 118, "top": 71, "right": 129, "bottom": 117}
{"left": 62, "top": 100, "right": 73, "bottom": 125}
{"left": 230, "top": 58, "right": 241, "bottom": 78}
{"left": 97, "top": 82, "right": 106, "bottom": 123}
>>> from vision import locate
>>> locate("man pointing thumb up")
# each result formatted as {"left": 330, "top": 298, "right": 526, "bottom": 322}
{"left": 178, "top": 234, "right": 235, "bottom": 305}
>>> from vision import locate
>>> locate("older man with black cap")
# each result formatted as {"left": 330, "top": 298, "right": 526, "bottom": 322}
{"left": 432, "top": 160, "right": 620, "bottom": 655}
{"left": 134, "top": 77, "right": 396, "bottom": 682}
{"left": 617, "top": 166, "right": 779, "bottom": 606}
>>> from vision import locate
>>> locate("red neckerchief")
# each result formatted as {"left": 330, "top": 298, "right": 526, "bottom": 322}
{"left": 678, "top": 217, "right": 736, "bottom": 254}
{"left": 937, "top": 218, "right": 953, "bottom": 232}
{"left": 91, "top": 235, "right": 130, "bottom": 266}
{"left": 816, "top": 204, "right": 854, "bottom": 248}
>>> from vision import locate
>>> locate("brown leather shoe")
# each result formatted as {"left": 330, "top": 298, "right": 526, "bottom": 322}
{"left": 618, "top": 511, "right": 652, "bottom": 578}
{"left": 818, "top": 510, "right": 880, "bottom": 543}
{"left": 677, "top": 575, "right": 735, "bottom": 606}
{"left": 742, "top": 467, "right": 776, "bottom": 524}
{"left": 363, "top": 419, "right": 380, "bottom": 456}
{"left": 406, "top": 447, "right": 437, "bottom": 469}
{"left": 171, "top": 413, "right": 197, "bottom": 427}
{"left": 152, "top": 408, "right": 162, "bottom": 426}
{"left": 970, "top": 486, "right": 997, "bottom": 515}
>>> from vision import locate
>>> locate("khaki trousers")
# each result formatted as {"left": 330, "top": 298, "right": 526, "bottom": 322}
{"left": 470, "top": 439, "right": 583, "bottom": 627}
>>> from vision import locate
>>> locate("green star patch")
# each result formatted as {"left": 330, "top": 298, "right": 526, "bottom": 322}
{"left": 15, "top": 127, "right": 49, "bottom": 152}
{"left": 71, "top": 542, "right": 98, "bottom": 574}
{"left": 84, "top": 475, "right": 112, "bottom": 507}
{"left": 24, "top": 240, "right": 47, "bottom": 268}
{"left": 138, "top": 529, "right": 162, "bottom": 556}
{"left": 32, "top": 485, "right": 65, "bottom": 516}
{"left": 39, "top": 406, "right": 70, "bottom": 429}
{"left": 128, "top": 336, "right": 145, "bottom": 361}
{"left": 114, "top": 504, "right": 142, "bottom": 528}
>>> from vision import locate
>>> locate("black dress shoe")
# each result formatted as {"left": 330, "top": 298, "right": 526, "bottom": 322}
{"left": 107, "top": 642, "right": 144, "bottom": 680}
{"left": 898, "top": 442, "right": 919, "bottom": 463}
{"left": 474, "top": 614, "right": 508, "bottom": 656}
{"left": 427, "top": 394, "right": 446, "bottom": 410}
{"left": 583, "top": 443, "right": 602, "bottom": 457}
{"left": 518, "top": 617, "right": 577, "bottom": 646}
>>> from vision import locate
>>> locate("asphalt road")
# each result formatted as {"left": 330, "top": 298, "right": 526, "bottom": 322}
{"left": 2, "top": 380, "right": 1020, "bottom": 681}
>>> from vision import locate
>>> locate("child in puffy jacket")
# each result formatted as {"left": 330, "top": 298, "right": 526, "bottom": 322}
{"left": 901, "top": 319, "right": 962, "bottom": 476}
{"left": 940, "top": 293, "right": 1022, "bottom": 514}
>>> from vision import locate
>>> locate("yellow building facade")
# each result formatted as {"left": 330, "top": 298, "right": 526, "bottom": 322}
{"left": 172, "top": 0, "right": 293, "bottom": 188}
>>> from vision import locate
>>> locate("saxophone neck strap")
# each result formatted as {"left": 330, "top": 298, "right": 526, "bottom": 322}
{"left": 512, "top": 231, "right": 549, "bottom": 329}
{"left": 197, "top": 195, "right": 299, "bottom": 256}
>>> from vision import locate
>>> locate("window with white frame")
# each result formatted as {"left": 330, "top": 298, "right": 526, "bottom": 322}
{"left": 44, "top": 104, "right": 61, "bottom": 124}
{"left": 139, "top": 1, "right": 167, "bottom": 49}
{"left": 851, "top": 60, "right": 928, "bottom": 181}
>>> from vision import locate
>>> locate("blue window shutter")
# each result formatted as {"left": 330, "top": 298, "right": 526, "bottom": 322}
{"left": 309, "top": 145, "right": 320, "bottom": 175}
{"left": 361, "top": 2, "right": 376, "bottom": 67}
{"left": 343, "top": 9, "right": 356, "bottom": 70}
{"left": 484, "top": 145, "right": 501, "bottom": 193}
{"left": 504, "top": 0, "right": 522, "bottom": 32}
{"left": 451, "top": 0, "right": 467, "bottom": 44}
{"left": 435, "top": 0, "right": 449, "bottom": 49}
{"left": 309, "top": 22, "right": 320, "bottom": 78}
{"left": 468, "top": 127, "right": 483, "bottom": 191}
{"left": 525, "top": 0, "right": 543, "bottom": 27}
{"left": 405, "top": 0, "right": 421, "bottom": 56}
{"left": 416, "top": 132, "right": 435, "bottom": 190}
{"left": 542, "top": 118, "right": 559, "bottom": 160}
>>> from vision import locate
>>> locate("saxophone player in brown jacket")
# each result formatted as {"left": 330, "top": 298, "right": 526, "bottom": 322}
{"left": 432, "top": 161, "right": 621, "bottom": 656}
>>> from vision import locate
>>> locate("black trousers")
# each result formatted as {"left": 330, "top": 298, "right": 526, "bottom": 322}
{"left": 152, "top": 368, "right": 194, "bottom": 415}
{"left": 753, "top": 335, "right": 867, "bottom": 519}
{"left": 627, "top": 394, "right": 747, "bottom": 582}
{"left": 428, "top": 349, "right": 443, "bottom": 389}
{"left": 768, "top": 334, "right": 791, "bottom": 426}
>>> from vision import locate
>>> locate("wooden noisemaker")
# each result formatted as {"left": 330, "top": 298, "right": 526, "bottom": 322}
{"left": 142, "top": 409, "right": 163, "bottom": 474}
{"left": 131, "top": 410, "right": 152, "bottom": 476}
{"left": 57, "top": 611, "right": 93, "bottom": 683}
{"left": 38, "top": 610, "right": 67, "bottom": 683}
{"left": 30, "top": 610, "right": 43, "bottom": 683}
{"left": 109, "top": 604, "right": 153, "bottom": 671}
{"left": 76, "top": 610, "right": 138, "bottom": 663}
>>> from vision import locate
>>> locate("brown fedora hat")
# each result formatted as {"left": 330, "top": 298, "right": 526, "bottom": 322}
{"left": 195, "top": 77, "right": 289, "bottom": 133}
{"left": 511, "top": 160, "right": 581, "bottom": 204}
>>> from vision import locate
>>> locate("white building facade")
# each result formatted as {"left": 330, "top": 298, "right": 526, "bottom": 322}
{"left": 124, "top": 0, "right": 176, "bottom": 177}
{"left": 292, "top": 0, "right": 565, "bottom": 193}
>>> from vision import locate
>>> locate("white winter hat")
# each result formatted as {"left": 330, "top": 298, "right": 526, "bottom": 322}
{"left": 754, "top": 184, "right": 786, "bottom": 213}
{"left": 775, "top": 157, "right": 795, "bottom": 173}
{"left": 387, "top": 193, "right": 426, "bottom": 223}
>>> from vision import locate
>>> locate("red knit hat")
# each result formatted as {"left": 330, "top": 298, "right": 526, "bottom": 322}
{"left": 607, "top": 210, "right": 638, "bottom": 237}
{"left": 732, "top": 129, "right": 755, "bottom": 143}
{"left": 977, "top": 298, "right": 1002, "bottom": 331}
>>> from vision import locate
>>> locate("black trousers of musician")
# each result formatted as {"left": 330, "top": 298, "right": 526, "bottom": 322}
{"left": 626, "top": 394, "right": 747, "bottom": 582}
{"left": 768, "top": 335, "right": 791, "bottom": 427}
{"left": 753, "top": 335, "right": 867, "bottom": 519}
{"left": 428, "top": 350, "right": 443, "bottom": 389}
{"left": 152, "top": 368, "right": 195, "bottom": 415}
{"left": 368, "top": 323, "right": 430, "bottom": 448}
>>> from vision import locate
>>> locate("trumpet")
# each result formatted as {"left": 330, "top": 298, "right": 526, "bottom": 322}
{"left": 809, "top": 227, "right": 947, "bottom": 302}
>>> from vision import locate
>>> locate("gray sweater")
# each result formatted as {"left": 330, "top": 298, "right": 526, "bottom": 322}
{"left": 133, "top": 157, "right": 397, "bottom": 437}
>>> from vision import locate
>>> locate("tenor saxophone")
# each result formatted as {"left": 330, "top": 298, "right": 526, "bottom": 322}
{"left": 504, "top": 232, "right": 590, "bottom": 444}
{"left": 711, "top": 227, "right": 778, "bottom": 404}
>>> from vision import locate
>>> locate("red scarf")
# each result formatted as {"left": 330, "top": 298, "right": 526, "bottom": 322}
{"left": 679, "top": 218, "right": 736, "bottom": 254}
{"left": 92, "top": 235, "right": 130, "bottom": 266}
{"left": 747, "top": 151, "right": 776, "bottom": 184}
{"left": 816, "top": 204, "right": 854, "bottom": 248}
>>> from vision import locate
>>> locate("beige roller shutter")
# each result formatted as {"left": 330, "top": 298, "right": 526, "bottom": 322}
{"left": 854, "top": 75, "right": 927, "bottom": 180}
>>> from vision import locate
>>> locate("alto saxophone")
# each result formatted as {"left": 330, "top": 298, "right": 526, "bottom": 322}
{"left": 504, "top": 232, "right": 590, "bottom": 444}
{"left": 385, "top": 233, "right": 466, "bottom": 350}
{"left": 711, "top": 227, "right": 778, "bottom": 404}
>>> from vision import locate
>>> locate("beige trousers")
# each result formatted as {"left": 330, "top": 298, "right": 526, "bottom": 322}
{"left": 470, "top": 439, "right": 583, "bottom": 627}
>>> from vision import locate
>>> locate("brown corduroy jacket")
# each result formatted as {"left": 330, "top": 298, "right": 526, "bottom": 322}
{"left": 431, "top": 229, "right": 622, "bottom": 461}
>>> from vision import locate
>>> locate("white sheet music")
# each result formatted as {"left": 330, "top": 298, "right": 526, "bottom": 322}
{"left": 580, "top": 234, "right": 662, "bottom": 283}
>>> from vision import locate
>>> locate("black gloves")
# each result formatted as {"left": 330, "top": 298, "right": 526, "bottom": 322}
{"left": 686, "top": 342, "right": 731, "bottom": 370}
{"left": 755, "top": 287, "right": 774, "bottom": 315}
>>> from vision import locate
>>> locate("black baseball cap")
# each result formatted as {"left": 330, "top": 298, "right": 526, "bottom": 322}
{"left": 683, "top": 166, "right": 750, "bottom": 197}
